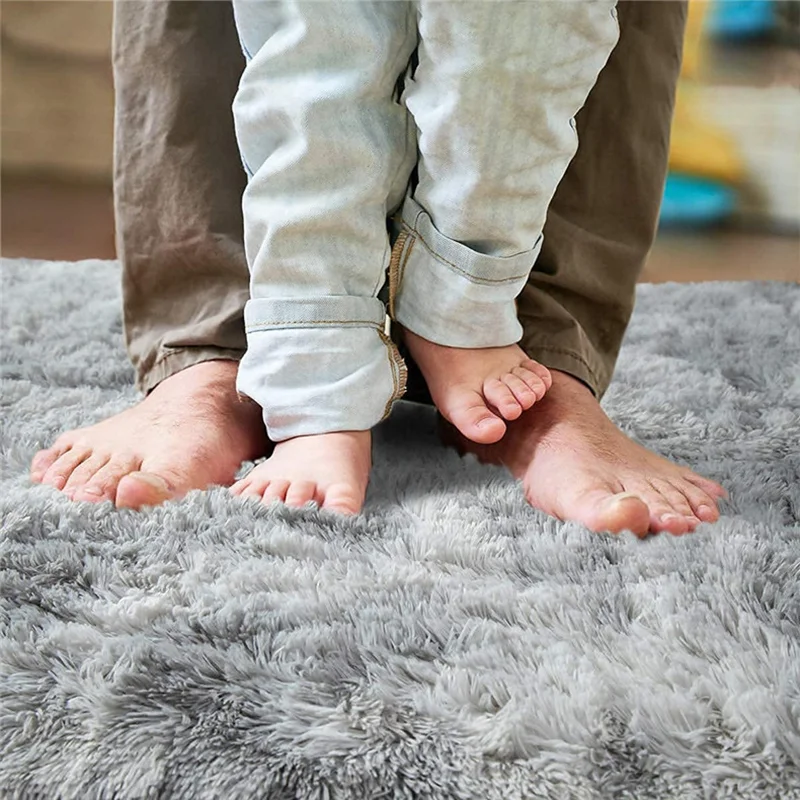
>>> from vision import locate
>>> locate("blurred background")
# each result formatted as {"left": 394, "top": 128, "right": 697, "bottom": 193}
{"left": 1, "top": 0, "right": 798, "bottom": 282}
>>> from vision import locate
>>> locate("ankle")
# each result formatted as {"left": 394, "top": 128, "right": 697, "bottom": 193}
{"left": 149, "top": 360, "right": 242, "bottom": 405}
{"left": 157, "top": 358, "right": 239, "bottom": 388}
{"left": 548, "top": 369, "right": 595, "bottom": 398}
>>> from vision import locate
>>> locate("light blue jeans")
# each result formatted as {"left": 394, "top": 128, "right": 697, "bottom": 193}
{"left": 232, "top": 0, "right": 619, "bottom": 442}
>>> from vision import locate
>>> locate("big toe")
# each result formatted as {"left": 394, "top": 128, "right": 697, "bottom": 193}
{"left": 577, "top": 490, "right": 652, "bottom": 537}
{"left": 322, "top": 482, "right": 364, "bottom": 515}
{"left": 446, "top": 396, "right": 507, "bottom": 445}
{"left": 115, "top": 471, "right": 176, "bottom": 510}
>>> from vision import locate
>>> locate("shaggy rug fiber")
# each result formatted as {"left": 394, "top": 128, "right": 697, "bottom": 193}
{"left": 1, "top": 259, "right": 798, "bottom": 800}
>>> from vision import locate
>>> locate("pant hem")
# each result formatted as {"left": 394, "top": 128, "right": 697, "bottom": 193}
{"left": 139, "top": 348, "right": 244, "bottom": 395}
{"left": 389, "top": 218, "right": 531, "bottom": 348}
{"left": 517, "top": 343, "right": 605, "bottom": 399}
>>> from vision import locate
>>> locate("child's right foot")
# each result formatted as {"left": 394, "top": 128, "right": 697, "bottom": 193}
{"left": 230, "top": 430, "right": 371, "bottom": 515}
{"left": 402, "top": 328, "right": 552, "bottom": 445}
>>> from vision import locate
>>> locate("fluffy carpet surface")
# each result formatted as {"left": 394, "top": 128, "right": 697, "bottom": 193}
{"left": 1, "top": 259, "right": 799, "bottom": 800}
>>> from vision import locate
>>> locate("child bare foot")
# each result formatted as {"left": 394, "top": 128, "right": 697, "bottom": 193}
{"left": 401, "top": 328, "right": 552, "bottom": 444}
{"left": 230, "top": 430, "right": 371, "bottom": 515}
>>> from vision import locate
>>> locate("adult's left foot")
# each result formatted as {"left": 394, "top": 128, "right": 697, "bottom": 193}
{"left": 440, "top": 370, "right": 726, "bottom": 537}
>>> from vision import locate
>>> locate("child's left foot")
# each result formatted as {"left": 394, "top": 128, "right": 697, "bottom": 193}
{"left": 402, "top": 328, "right": 552, "bottom": 444}
{"left": 230, "top": 430, "right": 371, "bottom": 515}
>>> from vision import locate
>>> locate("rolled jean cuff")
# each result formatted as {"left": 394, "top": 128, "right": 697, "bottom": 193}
{"left": 389, "top": 195, "right": 542, "bottom": 348}
{"left": 237, "top": 296, "right": 406, "bottom": 441}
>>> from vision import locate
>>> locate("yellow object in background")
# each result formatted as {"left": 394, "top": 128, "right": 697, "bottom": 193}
{"left": 668, "top": 0, "right": 744, "bottom": 186}
{"left": 669, "top": 87, "right": 744, "bottom": 184}
{"left": 682, "top": 0, "right": 709, "bottom": 79}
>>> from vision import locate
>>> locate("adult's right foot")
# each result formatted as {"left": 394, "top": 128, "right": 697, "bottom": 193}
{"left": 29, "top": 360, "right": 270, "bottom": 509}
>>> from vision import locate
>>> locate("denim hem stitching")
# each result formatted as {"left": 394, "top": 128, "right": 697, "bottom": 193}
{"left": 378, "top": 329, "right": 407, "bottom": 421}
{"left": 245, "top": 319, "right": 383, "bottom": 333}
{"left": 403, "top": 222, "right": 533, "bottom": 286}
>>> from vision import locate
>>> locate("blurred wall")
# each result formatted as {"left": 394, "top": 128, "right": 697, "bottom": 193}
{"left": 1, "top": 0, "right": 797, "bottom": 230}
{"left": 1, "top": 1, "right": 114, "bottom": 182}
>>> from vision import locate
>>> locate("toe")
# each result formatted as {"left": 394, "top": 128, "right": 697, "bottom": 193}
{"left": 115, "top": 471, "right": 175, "bottom": 509}
{"left": 651, "top": 513, "right": 692, "bottom": 536}
{"left": 41, "top": 447, "right": 92, "bottom": 491}
{"left": 650, "top": 478, "right": 700, "bottom": 528}
{"left": 502, "top": 373, "right": 538, "bottom": 410}
{"left": 30, "top": 447, "right": 64, "bottom": 482}
{"left": 621, "top": 479, "right": 693, "bottom": 535}
{"left": 74, "top": 456, "right": 140, "bottom": 503}
{"left": 445, "top": 393, "right": 507, "bottom": 444}
{"left": 512, "top": 365, "right": 549, "bottom": 401}
{"left": 322, "top": 482, "right": 363, "bottom": 515}
{"left": 63, "top": 454, "right": 111, "bottom": 497}
{"left": 285, "top": 481, "right": 318, "bottom": 508}
{"left": 694, "top": 501, "right": 720, "bottom": 524}
{"left": 30, "top": 433, "right": 74, "bottom": 481}
{"left": 483, "top": 378, "right": 522, "bottom": 420}
{"left": 241, "top": 481, "right": 269, "bottom": 500}
{"left": 230, "top": 477, "right": 250, "bottom": 497}
{"left": 683, "top": 471, "right": 727, "bottom": 500}
{"left": 520, "top": 359, "right": 552, "bottom": 390}
{"left": 231, "top": 465, "right": 265, "bottom": 497}
{"left": 668, "top": 477, "right": 720, "bottom": 523}
{"left": 645, "top": 496, "right": 692, "bottom": 536}
{"left": 574, "top": 489, "right": 651, "bottom": 537}
{"left": 262, "top": 479, "right": 290, "bottom": 504}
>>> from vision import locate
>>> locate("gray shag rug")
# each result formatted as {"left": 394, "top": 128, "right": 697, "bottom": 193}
{"left": 1, "top": 259, "right": 799, "bottom": 800}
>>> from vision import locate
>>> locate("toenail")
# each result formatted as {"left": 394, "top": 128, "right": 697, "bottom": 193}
{"left": 610, "top": 492, "right": 641, "bottom": 506}
{"left": 82, "top": 486, "right": 102, "bottom": 496}
{"left": 130, "top": 473, "right": 170, "bottom": 492}
{"left": 697, "top": 505, "right": 714, "bottom": 519}
{"left": 661, "top": 513, "right": 681, "bottom": 522}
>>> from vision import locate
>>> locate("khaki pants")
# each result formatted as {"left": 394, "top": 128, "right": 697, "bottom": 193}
{"left": 113, "top": 0, "right": 686, "bottom": 404}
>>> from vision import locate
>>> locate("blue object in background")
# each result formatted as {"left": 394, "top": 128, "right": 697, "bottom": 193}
{"left": 707, "top": 0, "right": 776, "bottom": 39}
{"left": 659, "top": 174, "right": 737, "bottom": 228}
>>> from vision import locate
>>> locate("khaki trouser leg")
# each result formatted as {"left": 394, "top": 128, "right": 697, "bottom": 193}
{"left": 516, "top": 0, "right": 688, "bottom": 399}
{"left": 113, "top": 0, "right": 686, "bottom": 402}
{"left": 112, "top": 0, "right": 249, "bottom": 394}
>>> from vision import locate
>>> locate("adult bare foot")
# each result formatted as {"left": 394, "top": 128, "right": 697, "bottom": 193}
{"left": 402, "top": 328, "right": 552, "bottom": 445}
{"left": 230, "top": 430, "right": 371, "bottom": 515}
{"left": 439, "top": 370, "right": 726, "bottom": 537}
{"left": 29, "top": 360, "right": 270, "bottom": 509}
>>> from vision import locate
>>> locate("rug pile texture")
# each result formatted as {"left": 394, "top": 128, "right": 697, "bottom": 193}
{"left": 1, "top": 259, "right": 799, "bottom": 799}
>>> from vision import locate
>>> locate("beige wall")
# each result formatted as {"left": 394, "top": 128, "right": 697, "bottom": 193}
{"left": 1, "top": 1, "right": 114, "bottom": 182}
{"left": 1, "top": 1, "right": 797, "bottom": 228}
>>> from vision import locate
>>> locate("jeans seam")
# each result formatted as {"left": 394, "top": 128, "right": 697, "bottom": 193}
{"left": 387, "top": 230, "right": 414, "bottom": 320}
{"left": 378, "top": 329, "right": 407, "bottom": 420}
{"left": 382, "top": 331, "right": 397, "bottom": 419}
{"left": 404, "top": 222, "right": 531, "bottom": 286}
{"left": 398, "top": 233, "right": 414, "bottom": 311}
